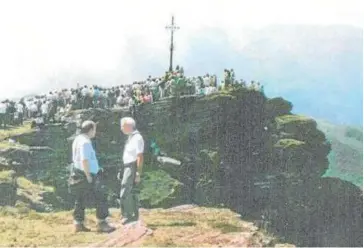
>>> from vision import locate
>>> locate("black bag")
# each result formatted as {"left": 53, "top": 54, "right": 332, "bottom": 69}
{"left": 68, "top": 163, "right": 86, "bottom": 186}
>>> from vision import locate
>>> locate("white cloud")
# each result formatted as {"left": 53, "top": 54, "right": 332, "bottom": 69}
{"left": 0, "top": 0, "right": 362, "bottom": 99}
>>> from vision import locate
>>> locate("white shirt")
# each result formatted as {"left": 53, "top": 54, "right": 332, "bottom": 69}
{"left": 41, "top": 103, "right": 48, "bottom": 114}
{"left": 132, "top": 84, "right": 141, "bottom": 90}
{"left": 16, "top": 103, "right": 23, "bottom": 113}
{"left": 30, "top": 103, "right": 38, "bottom": 112}
{"left": 123, "top": 131, "right": 144, "bottom": 164}
{"left": 128, "top": 98, "right": 135, "bottom": 107}
{"left": 203, "top": 76, "right": 210, "bottom": 87}
{"left": 65, "top": 90, "right": 72, "bottom": 99}
{"left": 0, "top": 103, "right": 7, "bottom": 114}
{"left": 117, "top": 96, "right": 123, "bottom": 104}
{"left": 35, "top": 117, "right": 44, "bottom": 124}
{"left": 81, "top": 88, "right": 89, "bottom": 97}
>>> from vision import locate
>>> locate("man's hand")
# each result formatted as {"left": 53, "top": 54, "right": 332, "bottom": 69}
{"left": 135, "top": 172, "right": 141, "bottom": 184}
{"left": 117, "top": 171, "right": 122, "bottom": 181}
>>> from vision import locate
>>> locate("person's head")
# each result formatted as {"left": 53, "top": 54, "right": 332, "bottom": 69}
{"left": 120, "top": 117, "right": 136, "bottom": 135}
{"left": 80, "top": 120, "right": 97, "bottom": 138}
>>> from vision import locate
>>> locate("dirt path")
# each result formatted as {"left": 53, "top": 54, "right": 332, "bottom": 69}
{"left": 89, "top": 220, "right": 153, "bottom": 247}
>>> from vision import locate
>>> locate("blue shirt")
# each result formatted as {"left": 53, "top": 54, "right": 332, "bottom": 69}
{"left": 72, "top": 134, "right": 100, "bottom": 175}
{"left": 93, "top": 89, "right": 100, "bottom": 98}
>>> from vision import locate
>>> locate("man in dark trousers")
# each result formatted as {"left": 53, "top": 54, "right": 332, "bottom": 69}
{"left": 69, "top": 120, "right": 115, "bottom": 233}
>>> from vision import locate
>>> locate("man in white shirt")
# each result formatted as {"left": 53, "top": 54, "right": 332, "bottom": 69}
{"left": 203, "top": 75, "right": 210, "bottom": 87}
{"left": 0, "top": 101, "right": 7, "bottom": 128}
{"left": 71, "top": 92, "right": 77, "bottom": 105}
{"left": 41, "top": 101, "right": 49, "bottom": 123}
{"left": 116, "top": 95, "right": 123, "bottom": 107}
{"left": 16, "top": 102, "right": 24, "bottom": 125}
{"left": 81, "top": 86, "right": 90, "bottom": 109}
{"left": 119, "top": 117, "right": 144, "bottom": 225}
{"left": 30, "top": 102, "right": 38, "bottom": 118}
{"left": 35, "top": 113, "right": 45, "bottom": 129}
{"left": 128, "top": 97, "right": 136, "bottom": 117}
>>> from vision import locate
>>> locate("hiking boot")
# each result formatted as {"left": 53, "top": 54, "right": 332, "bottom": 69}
{"left": 121, "top": 217, "right": 138, "bottom": 225}
{"left": 74, "top": 223, "right": 91, "bottom": 233}
{"left": 97, "top": 221, "right": 116, "bottom": 233}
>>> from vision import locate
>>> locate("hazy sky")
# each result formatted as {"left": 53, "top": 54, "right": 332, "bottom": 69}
{"left": 0, "top": 0, "right": 362, "bottom": 100}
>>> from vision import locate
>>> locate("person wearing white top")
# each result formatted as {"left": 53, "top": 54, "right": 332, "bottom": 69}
{"left": 81, "top": 87, "right": 89, "bottom": 97}
{"left": 203, "top": 76, "right": 210, "bottom": 87}
{"left": 15, "top": 103, "right": 24, "bottom": 125}
{"left": 81, "top": 87, "right": 90, "bottom": 109}
{"left": 0, "top": 102, "right": 7, "bottom": 128}
{"left": 30, "top": 102, "right": 38, "bottom": 118}
{"left": 70, "top": 120, "right": 115, "bottom": 233}
{"left": 117, "top": 95, "right": 123, "bottom": 106}
{"left": 71, "top": 93, "right": 77, "bottom": 103}
{"left": 40, "top": 101, "right": 49, "bottom": 123}
{"left": 119, "top": 117, "right": 144, "bottom": 224}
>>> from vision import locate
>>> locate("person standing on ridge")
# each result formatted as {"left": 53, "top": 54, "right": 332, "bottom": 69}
{"left": 118, "top": 117, "right": 144, "bottom": 225}
{"left": 69, "top": 120, "right": 115, "bottom": 233}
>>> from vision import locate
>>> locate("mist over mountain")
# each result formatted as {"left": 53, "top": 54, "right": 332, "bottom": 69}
{"left": 181, "top": 25, "right": 363, "bottom": 125}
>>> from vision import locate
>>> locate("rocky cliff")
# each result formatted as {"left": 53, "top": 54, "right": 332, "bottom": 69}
{"left": 0, "top": 88, "right": 362, "bottom": 247}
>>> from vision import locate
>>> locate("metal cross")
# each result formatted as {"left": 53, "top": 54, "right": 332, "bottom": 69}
{"left": 165, "top": 15, "right": 180, "bottom": 72}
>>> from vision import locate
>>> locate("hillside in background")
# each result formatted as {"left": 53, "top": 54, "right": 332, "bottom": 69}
{"left": 317, "top": 120, "right": 363, "bottom": 188}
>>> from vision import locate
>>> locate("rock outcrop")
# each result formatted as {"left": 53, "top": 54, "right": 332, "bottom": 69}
{"left": 0, "top": 88, "right": 362, "bottom": 247}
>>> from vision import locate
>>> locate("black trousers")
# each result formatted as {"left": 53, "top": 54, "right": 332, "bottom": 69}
{"left": 70, "top": 172, "right": 109, "bottom": 223}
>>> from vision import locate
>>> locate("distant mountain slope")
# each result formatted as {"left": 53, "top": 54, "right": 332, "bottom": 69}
{"left": 317, "top": 120, "right": 363, "bottom": 188}
{"left": 181, "top": 25, "right": 363, "bottom": 125}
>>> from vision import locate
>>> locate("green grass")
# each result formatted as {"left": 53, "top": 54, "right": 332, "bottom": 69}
{"left": 0, "top": 140, "right": 29, "bottom": 150}
{"left": 17, "top": 176, "right": 55, "bottom": 194}
{"left": 0, "top": 122, "right": 33, "bottom": 141}
{"left": 274, "top": 139, "right": 306, "bottom": 149}
{"left": 275, "top": 114, "right": 313, "bottom": 126}
{"left": 139, "top": 169, "right": 183, "bottom": 207}
{"left": 0, "top": 208, "right": 108, "bottom": 246}
{"left": 0, "top": 207, "right": 283, "bottom": 247}
{"left": 0, "top": 170, "right": 15, "bottom": 183}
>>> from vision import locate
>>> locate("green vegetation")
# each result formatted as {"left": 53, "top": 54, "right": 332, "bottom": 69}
{"left": 0, "top": 140, "right": 29, "bottom": 150}
{"left": 0, "top": 208, "right": 109, "bottom": 246}
{"left": 0, "top": 122, "right": 33, "bottom": 141}
{"left": 275, "top": 114, "right": 314, "bottom": 127}
{"left": 317, "top": 120, "right": 363, "bottom": 188}
{"left": 274, "top": 139, "right": 305, "bottom": 149}
{"left": 139, "top": 170, "right": 183, "bottom": 207}
{"left": 0, "top": 170, "right": 15, "bottom": 184}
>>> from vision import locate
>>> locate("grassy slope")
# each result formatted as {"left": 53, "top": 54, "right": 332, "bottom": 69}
{"left": 0, "top": 122, "right": 33, "bottom": 141}
{"left": 0, "top": 206, "right": 285, "bottom": 247}
{"left": 316, "top": 120, "right": 363, "bottom": 188}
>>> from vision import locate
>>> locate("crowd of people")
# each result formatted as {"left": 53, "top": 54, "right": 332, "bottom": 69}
{"left": 0, "top": 67, "right": 264, "bottom": 129}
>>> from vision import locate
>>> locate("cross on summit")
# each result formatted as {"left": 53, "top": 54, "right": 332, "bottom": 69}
{"left": 165, "top": 15, "right": 180, "bottom": 72}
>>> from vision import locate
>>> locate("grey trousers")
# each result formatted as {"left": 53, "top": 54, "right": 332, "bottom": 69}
{"left": 119, "top": 162, "right": 139, "bottom": 220}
